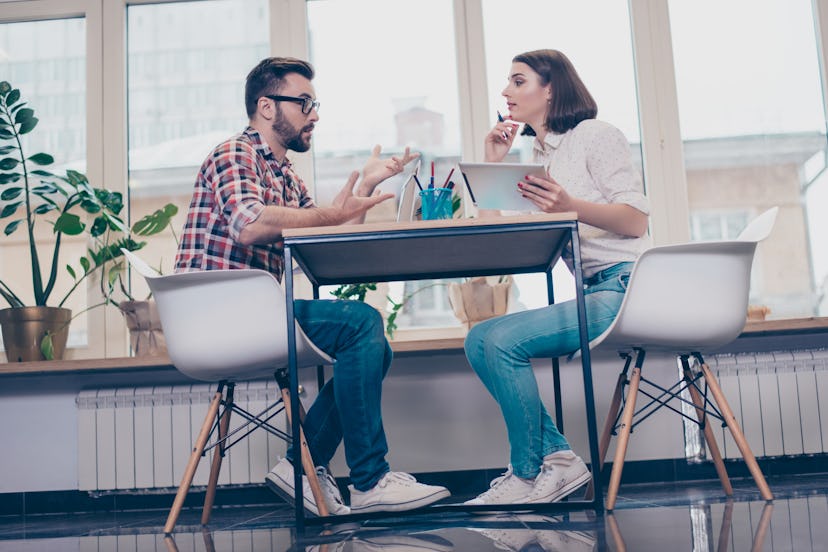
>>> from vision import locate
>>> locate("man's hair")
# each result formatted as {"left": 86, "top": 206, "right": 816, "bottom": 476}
{"left": 513, "top": 49, "right": 597, "bottom": 136}
{"left": 244, "top": 57, "right": 315, "bottom": 118}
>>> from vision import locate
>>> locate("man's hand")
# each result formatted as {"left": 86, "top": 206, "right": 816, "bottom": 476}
{"left": 335, "top": 170, "right": 395, "bottom": 221}
{"left": 357, "top": 145, "right": 420, "bottom": 197}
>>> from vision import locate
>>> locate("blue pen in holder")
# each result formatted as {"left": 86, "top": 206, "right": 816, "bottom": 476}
{"left": 419, "top": 188, "right": 453, "bottom": 220}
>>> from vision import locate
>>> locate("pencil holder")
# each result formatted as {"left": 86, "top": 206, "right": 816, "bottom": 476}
{"left": 419, "top": 188, "right": 453, "bottom": 220}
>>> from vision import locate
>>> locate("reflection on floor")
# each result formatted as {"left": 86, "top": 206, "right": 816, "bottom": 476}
{"left": 1, "top": 473, "right": 827, "bottom": 551}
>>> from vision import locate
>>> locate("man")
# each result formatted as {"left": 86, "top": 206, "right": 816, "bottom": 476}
{"left": 174, "top": 57, "right": 450, "bottom": 515}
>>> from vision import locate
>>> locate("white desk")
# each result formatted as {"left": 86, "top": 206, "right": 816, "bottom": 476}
{"left": 282, "top": 213, "right": 602, "bottom": 530}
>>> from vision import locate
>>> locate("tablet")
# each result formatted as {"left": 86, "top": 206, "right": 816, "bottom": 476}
{"left": 458, "top": 162, "right": 547, "bottom": 212}
{"left": 396, "top": 159, "right": 422, "bottom": 222}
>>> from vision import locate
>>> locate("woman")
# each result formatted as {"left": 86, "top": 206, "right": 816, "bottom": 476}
{"left": 464, "top": 49, "right": 650, "bottom": 506}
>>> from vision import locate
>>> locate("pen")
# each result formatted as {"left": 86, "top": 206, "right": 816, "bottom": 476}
{"left": 461, "top": 171, "right": 477, "bottom": 204}
{"left": 442, "top": 167, "right": 455, "bottom": 189}
{"left": 497, "top": 111, "right": 508, "bottom": 140}
{"left": 412, "top": 174, "right": 424, "bottom": 191}
{"left": 446, "top": 180, "right": 455, "bottom": 190}
{"left": 429, "top": 161, "right": 435, "bottom": 188}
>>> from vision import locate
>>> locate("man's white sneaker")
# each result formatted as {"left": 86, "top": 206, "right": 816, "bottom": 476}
{"left": 463, "top": 465, "right": 534, "bottom": 506}
{"left": 349, "top": 472, "right": 450, "bottom": 513}
{"left": 527, "top": 450, "right": 591, "bottom": 503}
{"left": 264, "top": 457, "right": 350, "bottom": 516}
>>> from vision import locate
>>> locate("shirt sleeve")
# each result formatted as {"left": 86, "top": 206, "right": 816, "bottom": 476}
{"left": 211, "top": 140, "right": 266, "bottom": 241}
{"left": 585, "top": 123, "right": 650, "bottom": 215}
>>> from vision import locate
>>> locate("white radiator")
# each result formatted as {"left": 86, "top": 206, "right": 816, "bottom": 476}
{"left": 76, "top": 381, "right": 287, "bottom": 491}
{"left": 705, "top": 348, "right": 828, "bottom": 459}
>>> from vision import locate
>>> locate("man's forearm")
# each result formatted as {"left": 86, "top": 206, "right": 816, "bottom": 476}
{"left": 238, "top": 205, "right": 347, "bottom": 245}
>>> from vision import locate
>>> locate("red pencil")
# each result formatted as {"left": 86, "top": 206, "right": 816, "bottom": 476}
{"left": 442, "top": 167, "right": 455, "bottom": 189}
{"left": 429, "top": 161, "right": 435, "bottom": 188}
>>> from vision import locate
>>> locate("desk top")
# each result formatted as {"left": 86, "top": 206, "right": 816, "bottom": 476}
{"left": 282, "top": 212, "right": 578, "bottom": 286}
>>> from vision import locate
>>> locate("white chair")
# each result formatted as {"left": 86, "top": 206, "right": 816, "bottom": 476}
{"left": 121, "top": 249, "right": 334, "bottom": 533}
{"left": 585, "top": 207, "right": 777, "bottom": 510}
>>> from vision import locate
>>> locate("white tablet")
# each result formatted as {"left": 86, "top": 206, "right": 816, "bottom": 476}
{"left": 458, "top": 162, "right": 547, "bottom": 212}
{"left": 396, "top": 159, "right": 422, "bottom": 222}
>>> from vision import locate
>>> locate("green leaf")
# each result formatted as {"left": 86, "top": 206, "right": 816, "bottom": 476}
{"left": 96, "top": 189, "right": 123, "bottom": 214}
{"left": 90, "top": 216, "right": 108, "bottom": 237}
{"left": 40, "top": 333, "right": 55, "bottom": 361}
{"left": 5, "top": 88, "right": 20, "bottom": 105}
{"left": 1, "top": 201, "right": 22, "bottom": 218}
{"left": 32, "top": 183, "right": 59, "bottom": 195}
{"left": 0, "top": 173, "right": 21, "bottom": 184}
{"left": 14, "top": 108, "right": 34, "bottom": 125}
{"left": 18, "top": 116, "right": 37, "bottom": 135}
{"left": 1, "top": 187, "right": 23, "bottom": 200}
{"left": 27, "top": 152, "right": 53, "bottom": 166}
{"left": 3, "top": 219, "right": 22, "bottom": 235}
{"left": 132, "top": 203, "right": 178, "bottom": 235}
{"left": 0, "top": 128, "right": 14, "bottom": 139}
{"left": 80, "top": 256, "right": 91, "bottom": 274}
{"left": 0, "top": 82, "right": 11, "bottom": 96}
{"left": 30, "top": 169, "right": 54, "bottom": 177}
{"left": 0, "top": 157, "right": 19, "bottom": 170}
{"left": 0, "top": 146, "right": 17, "bottom": 155}
{"left": 33, "top": 203, "right": 56, "bottom": 214}
{"left": 80, "top": 198, "right": 102, "bottom": 214}
{"left": 66, "top": 264, "right": 76, "bottom": 279}
{"left": 54, "top": 212, "right": 84, "bottom": 235}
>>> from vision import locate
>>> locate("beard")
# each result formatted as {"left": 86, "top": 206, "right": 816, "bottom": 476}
{"left": 272, "top": 108, "right": 313, "bottom": 153}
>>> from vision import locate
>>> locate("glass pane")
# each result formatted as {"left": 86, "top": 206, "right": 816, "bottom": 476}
{"left": 481, "top": 0, "right": 641, "bottom": 306}
{"left": 0, "top": 17, "right": 88, "bottom": 348}
{"left": 307, "top": 0, "right": 463, "bottom": 330}
{"left": 670, "top": 0, "right": 826, "bottom": 318}
{"left": 127, "top": 0, "right": 269, "bottom": 298}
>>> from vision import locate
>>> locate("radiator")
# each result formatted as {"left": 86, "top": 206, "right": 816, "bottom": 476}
{"left": 76, "top": 381, "right": 287, "bottom": 491}
{"left": 695, "top": 348, "right": 828, "bottom": 460}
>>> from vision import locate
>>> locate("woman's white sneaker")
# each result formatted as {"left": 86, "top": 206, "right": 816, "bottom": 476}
{"left": 463, "top": 465, "right": 534, "bottom": 506}
{"left": 349, "top": 472, "right": 450, "bottom": 513}
{"left": 527, "top": 450, "right": 591, "bottom": 503}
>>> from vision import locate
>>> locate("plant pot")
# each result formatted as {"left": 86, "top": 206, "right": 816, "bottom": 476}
{"left": 0, "top": 306, "right": 72, "bottom": 362}
{"left": 119, "top": 300, "right": 167, "bottom": 357}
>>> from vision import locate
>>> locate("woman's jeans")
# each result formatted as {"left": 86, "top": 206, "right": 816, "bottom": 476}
{"left": 464, "top": 262, "right": 633, "bottom": 479}
{"left": 285, "top": 299, "right": 393, "bottom": 491}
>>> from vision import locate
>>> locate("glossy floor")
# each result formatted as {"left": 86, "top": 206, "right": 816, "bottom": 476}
{"left": 1, "top": 473, "right": 826, "bottom": 551}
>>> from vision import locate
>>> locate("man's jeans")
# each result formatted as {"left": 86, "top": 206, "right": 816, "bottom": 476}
{"left": 286, "top": 299, "right": 392, "bottom": 491}
{"left": 464, "top": 262, "right": 633, "bottom": 479}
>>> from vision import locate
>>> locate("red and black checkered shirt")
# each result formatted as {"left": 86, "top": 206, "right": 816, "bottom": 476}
{"left": 174, "top": 127, "right": 315, "bottom": 282}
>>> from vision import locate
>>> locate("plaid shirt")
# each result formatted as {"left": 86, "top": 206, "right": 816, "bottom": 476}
{"left": 174, "top": 127, "right": 315, "bottom": 281}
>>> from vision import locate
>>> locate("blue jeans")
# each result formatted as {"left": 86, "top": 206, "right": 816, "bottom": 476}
{"left": 464, "top": 262, "right": 633, "bottom": 479}
{"left": 286, "top": 299, "right": 393, "bottom": 491}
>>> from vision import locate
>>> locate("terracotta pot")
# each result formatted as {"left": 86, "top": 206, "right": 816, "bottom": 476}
{"left": 0, "top": 306, "right": 72, "bottom": 362}
{"left": 119, "top": 300, "right": 167, "bottom": 357}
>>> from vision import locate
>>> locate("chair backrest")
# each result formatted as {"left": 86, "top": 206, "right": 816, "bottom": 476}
{"left": 590, "top": 208, "right": 777, "bottom": 353}
{"left": 121, "top": 249, "right": 332, "bottom": 382}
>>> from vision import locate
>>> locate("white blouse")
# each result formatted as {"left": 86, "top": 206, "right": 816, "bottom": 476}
{"left": 531, "top": 118, "right": 651, "bottom": 278}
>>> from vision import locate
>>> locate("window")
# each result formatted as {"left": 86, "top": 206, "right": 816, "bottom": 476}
{"left": 670, "top": 0, "right": 826, "bottom": 318}
{"left": 126, "top": 0, "right": 269, "bottom": 297}
{"left": 0, "top": 17, "right": 88, "bottom": 347}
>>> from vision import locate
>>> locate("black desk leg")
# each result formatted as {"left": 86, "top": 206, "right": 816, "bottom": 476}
{"left": 570, "top": 226, "right": 603, "bottom": 510}
{"left": 284, "top": 246, "right": 306, "bottom": 532}
{"left": 546, "top": 268, "right": 564, "bottom": 434}
{"left": 313, "top": 285, "right": 325, "bottom": 392}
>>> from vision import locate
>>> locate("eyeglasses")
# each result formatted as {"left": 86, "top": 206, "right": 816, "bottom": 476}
{"left": 263, "top": 95, "right": 321, "bottom": 115}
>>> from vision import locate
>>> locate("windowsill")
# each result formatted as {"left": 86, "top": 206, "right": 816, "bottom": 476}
{"left": 2, "top": 317, "right": 825, "bottom": 377}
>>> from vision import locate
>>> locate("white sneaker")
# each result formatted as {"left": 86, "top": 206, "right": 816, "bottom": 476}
{"left": 349, "top": 472, "right": 450, "bottom": 513}
{"left": 527, "top": 450, "right": 591, "bottom": 503}
{"left": 534, "top": 528, "right": 597, "bottom": 552}
{"left": 470, "top": 527, "right": 538, "bottom": 551}
{"left": 264, "top": 457, "right": 350, "bottom": 516}
{"left": 463, "top": 465, "right": 535, "bottom": 506}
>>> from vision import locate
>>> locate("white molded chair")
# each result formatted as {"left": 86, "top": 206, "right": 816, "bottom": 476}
{"left": 121, "top": 249, "right": 333, "bottom": 532}
{"left": 586, "top": 207, "right": 777, "bottom": 510}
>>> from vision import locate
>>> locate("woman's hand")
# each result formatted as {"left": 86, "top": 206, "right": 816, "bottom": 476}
{"left": 358, "top": 145, "right": 420, "bottom": 196}
{"left": 518, "top": 174, "right": 572, "bottom": 213}
{"left": 483, "top": 120, "right": 519, "bottom": 162}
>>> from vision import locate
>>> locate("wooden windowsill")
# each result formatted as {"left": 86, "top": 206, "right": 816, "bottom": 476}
{"left": 2, "top": 317, "right": 825, "bottom": 377}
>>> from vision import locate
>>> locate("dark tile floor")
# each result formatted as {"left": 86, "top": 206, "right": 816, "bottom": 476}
{"left": 1, "top": 473, "right": 826, "bottom": 551}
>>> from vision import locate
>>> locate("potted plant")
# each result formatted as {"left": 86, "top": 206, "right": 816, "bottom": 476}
{"left": 0, "top": 80, "right": 168, "bottom": 361}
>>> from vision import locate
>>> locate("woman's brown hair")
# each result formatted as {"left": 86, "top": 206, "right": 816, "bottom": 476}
{"left": 514, "top": 49, "right": 597, "bottom": 135}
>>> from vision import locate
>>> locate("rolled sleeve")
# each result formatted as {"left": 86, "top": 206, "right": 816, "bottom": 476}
{"left": 212, "top": 141, "right": 267, "bottom": 241}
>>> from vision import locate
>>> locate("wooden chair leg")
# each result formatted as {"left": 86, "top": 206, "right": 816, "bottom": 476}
{"left": 751, "top": 502, "right": 774, "bottom": 552}
{"left": 585, "top": 366, "right": 628, "bottom": 501}
{"left": 700, "top": 363, "right": 773, "bottom": 501}
{"left": 681, "top": 361, "right": 733, "bottom": 496}
{"left": 201, "top": 384, "right": 234, "bottom": 526}
{"left": 164, "top": 387, "right": 224, "bottom": 534}
{"left": 716, "top": 500, "right": 734, "bottom": 552}
{"left": 605, "top": 513, "right": 627, "bottom": 552}
{"left": 280, "top": 387, "right": 330, "bottom": 517}
{"left": 606, "top": 363, "right": 642, "bottom": 510}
